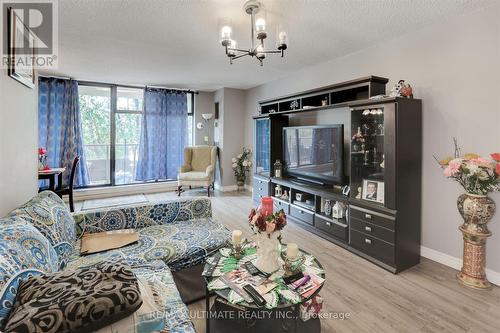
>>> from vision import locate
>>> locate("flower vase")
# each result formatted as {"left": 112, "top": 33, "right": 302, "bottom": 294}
{"left": 255, "top": 232, "right": 281, "bottom": 274}
{"left": 456, "top": 193, "right": 496, "bottom": 290}
{"left": 38, "top": 155, "right": 47, "bottom": 171}
{"left": 236, "top": 177, "right": 245, "bottom": 189}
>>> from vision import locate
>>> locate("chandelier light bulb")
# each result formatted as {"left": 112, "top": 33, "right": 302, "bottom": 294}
{"left": 228, "top": 40, "right": 237, "bottom": 56}
{"left": 255, "top": 18, "right": 266, "bottom": 32}
{"left": 279, "top": 31, "right": 287, "bottom": 45}
{"left": 221, "top": 25, "right": 232, "bottom": 40}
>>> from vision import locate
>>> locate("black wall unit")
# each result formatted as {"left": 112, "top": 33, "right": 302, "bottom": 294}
{"left": 252, "top": 76, "right": 422, "bottom": 274}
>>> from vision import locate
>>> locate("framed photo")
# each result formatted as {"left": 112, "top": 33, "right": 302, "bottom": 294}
{"left": 362, "top": 179, "right": 384, "bottom": 204}
{"left": 7, "top": 7, "right": 36, "bottom": 88}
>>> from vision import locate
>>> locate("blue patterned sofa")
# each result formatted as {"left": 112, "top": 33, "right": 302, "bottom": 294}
{"left": 0, "top": 191, "right": 230, "bottom": 332}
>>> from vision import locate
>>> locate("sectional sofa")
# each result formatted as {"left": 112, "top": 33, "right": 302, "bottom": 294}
{"left": 0, "top": 191, "right": 230, "bottom": 332}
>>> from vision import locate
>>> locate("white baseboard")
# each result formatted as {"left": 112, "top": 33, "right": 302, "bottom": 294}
{"left": 421, "top": 246, "right": 500, "bottom": 286}
{"left": 214, "top": 183, "right": 252, "bottom": 192}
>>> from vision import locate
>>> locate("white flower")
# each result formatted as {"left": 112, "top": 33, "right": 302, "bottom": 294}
{"left": 466, "top": 164, "right": 480, "bottom": 174}
{"left": 478, "top": 170, "right": 490, "bottom": 180}
{"left": 242, "top": 161, "right": 248, "bottom": 167}
{"left": 232, "top": 158, "right": 237, "bottom": 163}
{"left": 238, "top": 154, "right": 242, "bottom": 158}
{"left": 232, "top": 163, "right": 237, "bottom": 168}
{"left": 247, "top": 160, "right": 252, "bottom": 166}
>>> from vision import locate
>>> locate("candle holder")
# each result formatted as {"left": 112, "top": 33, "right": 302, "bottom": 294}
{"left": 281, "top": 252, "right": 305, "bottom": 276}
{"left": 227, "top": 239, "right": 247, "bottom": 259}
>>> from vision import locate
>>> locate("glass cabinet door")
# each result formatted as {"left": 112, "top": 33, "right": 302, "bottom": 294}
{"left": 350, "top": 107, "right": 386, "bottom": 205}
{"left": 255, "top": 118, "right": 270, "bottom": 176}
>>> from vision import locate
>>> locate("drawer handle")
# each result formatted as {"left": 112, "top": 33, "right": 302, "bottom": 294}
{"left": 365, "top": 238, "right": 372, "bottom": 245}
{"left": 259, "top": 188, "right": 263, "bottom": 191}
{"left": 300, "top": 210, "right": 304, "bottom": 214}
{"left": 326, "top": 222, "right": 331, "bottom": 227}
{"left": 365, "top": 226, "right": 372, "bottom": 232}
{"left": 365, "top": 214, "right": 372, "bottom": 219}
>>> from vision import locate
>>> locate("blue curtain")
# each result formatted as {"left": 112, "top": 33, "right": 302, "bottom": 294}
{"left": 135, "top": 89, "right": 187, "bottom": 181}
{"left": 38, "top": 77, "right": 90, "bottom": 187}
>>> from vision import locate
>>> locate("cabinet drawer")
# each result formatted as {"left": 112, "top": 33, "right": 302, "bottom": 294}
{"left": 290, "top": 204, "right": 314, "bottom": 225}
{"left": 253, "top": 179, "right": 270, "bottom": 202}
{"left": 350, "top": 229, "right": 395, "bottom": 265}
{"left": 273, "top": 199, "right": 290, "bottom": 214}
{"left": 315, "top": 214, "right": 347, "bottom": 241}
{"left": 350, "top": 218, "right": 395, "bottom": 244}
{"left": 350, "top": 206, "right": 395, "bottom": 230}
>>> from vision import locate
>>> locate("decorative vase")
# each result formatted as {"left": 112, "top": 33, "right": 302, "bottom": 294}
{"left": 38, "top": 155, "right": 47, "bottom": 171}
{"left": 255, "top": 232, "right": 281, "bottom": 274}
{"left": 236, "top": 177, "right": 245, "bottom": 187}
{"left": 324, "top": 200, "right": 332, "bottom": 216}
{"left": 456, "top": 193, "right": 496, "bottom": 290}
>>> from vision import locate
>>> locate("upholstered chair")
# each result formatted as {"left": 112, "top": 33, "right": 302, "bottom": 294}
{"left": 177, "top": 146, "right": 217, "bottom": 197}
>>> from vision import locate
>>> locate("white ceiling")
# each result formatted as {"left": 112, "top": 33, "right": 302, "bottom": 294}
{"left": 41, "top": 0, "right": 494, "bottom": 91}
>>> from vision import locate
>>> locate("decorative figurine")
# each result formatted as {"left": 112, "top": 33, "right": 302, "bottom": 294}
{"left": 355, "top": 186, "right": 362, "bottom": 199}
{"left": 274, "top": 160, "right": 283, "bottom": 178}
{"left": 290, "top": 100, "right": 299, "bottom": 110}
{"left": 281, "top": 190, "right": 289, "bottom": 200}
{"left": 332, "top": 201, "right": 345, "bottom": 219}
{"left": 275, "top": 184, "right": 283, "bottom": 197}
{"left": 389, "top": 79, "right": 414, "bottom": 98}
{"left": 324, "top": 200, "right": 332, "bottom": 216}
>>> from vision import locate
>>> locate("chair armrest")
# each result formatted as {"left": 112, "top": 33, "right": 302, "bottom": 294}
{"left": 206, "top": 165, "right": 214, "bottom": 176}
{"left": 72, "top": 198, "right": 213, "bottom": 237}
{"left": 180, "top": 164, "right": 192, "bottom": 173}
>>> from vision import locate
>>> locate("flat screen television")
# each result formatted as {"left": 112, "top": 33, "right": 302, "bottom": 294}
{"left": 283, "top": 125, "right": 344, "bottom": 185}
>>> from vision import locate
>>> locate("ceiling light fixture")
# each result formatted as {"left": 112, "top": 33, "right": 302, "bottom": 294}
{"left": 219, "top": 0, "right": 288, "bottom": 66}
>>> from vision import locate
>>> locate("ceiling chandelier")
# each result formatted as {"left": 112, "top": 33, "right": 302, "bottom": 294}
{"left": 219, "top": 0, "right": 288, "bottom": 66}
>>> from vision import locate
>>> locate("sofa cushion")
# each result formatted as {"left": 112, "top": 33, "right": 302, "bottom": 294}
{"left": 69, "top": 218, "right": 229, "bottom": 272}
{"left": 4, "top": 262, "right": 143, "bottom": 333}
{"left": 178, "top": 171, "right": 211, "bottom": 181}
{"left": 0, "top": 216, "right": 59, "bottom": 330}
{"left": 9, "top": 191, "right": 75, "bottom": 269}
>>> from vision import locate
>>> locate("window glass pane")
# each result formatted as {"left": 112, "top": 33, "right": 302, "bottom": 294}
{"left": 117, "top": 87, "right": 143, "bottom": 111}
{"left": 115, "top": 113, "right": 142, "bottom": 185}
{"left": 79, "top": 85, "right": 111, "bottom": 185}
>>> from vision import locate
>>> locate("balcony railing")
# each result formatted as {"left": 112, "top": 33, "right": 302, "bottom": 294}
{"left": 83, "top": 143, "right": 139, "bottom": 185}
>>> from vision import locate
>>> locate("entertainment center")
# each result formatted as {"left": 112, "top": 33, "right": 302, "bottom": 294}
{"left": 252, "top": 76, "right": 422, "bottom": 273}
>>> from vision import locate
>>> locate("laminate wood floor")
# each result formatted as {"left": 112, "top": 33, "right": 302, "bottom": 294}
{"left": 76, "top": 189, "right": 500, "bottom": 333}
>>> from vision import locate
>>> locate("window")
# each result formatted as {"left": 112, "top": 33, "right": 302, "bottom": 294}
{"left": 79, "top": 84, "right": 194, "bottom": 187}
{"left": 79, "top": 85, "right": 112, "bottom": 185}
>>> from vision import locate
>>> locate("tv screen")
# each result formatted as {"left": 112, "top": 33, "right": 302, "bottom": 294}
{"left": 283, "top": 125, "right": 344, "bottom": 185}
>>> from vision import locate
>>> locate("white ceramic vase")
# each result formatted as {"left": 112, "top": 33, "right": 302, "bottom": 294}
{"left": 255, "top": 231, "right": 281, "bottom": 274}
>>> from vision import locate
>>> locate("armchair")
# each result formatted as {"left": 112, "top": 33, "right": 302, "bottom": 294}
{"left": 176, "top": 146, "right": 217, "bottom": 197}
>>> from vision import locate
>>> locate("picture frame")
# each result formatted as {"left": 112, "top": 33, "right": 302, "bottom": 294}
{"left": 362, "top": 179, "right": 384, "bottom": 204}
{"left": 7, "top": 7, "right": 36, "bottom": 88}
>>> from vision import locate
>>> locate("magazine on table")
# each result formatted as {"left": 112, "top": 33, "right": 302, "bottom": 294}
{"left": 220, "top": 269, "right": 277, "bottom": 302}
{"left": 295, "top": 274, "right": 324, "bottom": 298}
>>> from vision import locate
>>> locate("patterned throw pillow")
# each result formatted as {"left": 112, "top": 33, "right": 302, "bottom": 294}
{"left": 0, "top": 217, "right": 59, "bottom": 330}
{"left": 8, "top": 191, "right": 76, "bottom": 269}
{"left": 4, "top": 262, "right": 143, "bottom": 333}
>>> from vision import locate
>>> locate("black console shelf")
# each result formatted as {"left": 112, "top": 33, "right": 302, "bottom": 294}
{"left": 252, "top": 76, "right": 422, "bottom": 274}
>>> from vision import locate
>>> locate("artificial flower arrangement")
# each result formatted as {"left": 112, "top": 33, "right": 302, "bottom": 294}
{"left": 436, "top": 148, "right": 500, "bottom": 196}
{"left": 232, "top": 148, "right": 252, "bottom": 184}
{"left": 38, "top": 147, "right": 49, "bottom": 171}
{"left": 248, "top": 208, "right": 287, "bottom": 238}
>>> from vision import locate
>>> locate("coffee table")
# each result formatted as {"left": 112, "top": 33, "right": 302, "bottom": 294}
{"left": 203, "top": 245, "right": 324, "bottom": 333}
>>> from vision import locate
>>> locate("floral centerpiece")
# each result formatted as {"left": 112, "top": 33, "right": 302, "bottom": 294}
{"left": 38, "top": 148, "right": 49, "bottom": 171}
{"left": 436, "top": 140, "right": 499, "bottom": 289}
{"left": 248, "top": 204, "right": 287, "bottom": 273}
{"left": 232, "top": 148, "right": 252, "bottom": 186}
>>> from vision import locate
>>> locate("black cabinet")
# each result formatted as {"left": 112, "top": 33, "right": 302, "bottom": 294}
{"left": 252, "top": 77, "right": 421, "bottom": 274}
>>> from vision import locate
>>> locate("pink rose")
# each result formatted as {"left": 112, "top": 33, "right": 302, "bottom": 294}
{"left": 496, "top": 163, "right": 500, "bottom": 176}
{"left": 265, "top": 221, "right": 276, "bottom": 234}
{"left": 491, "top": 153, "right": 500, "bottom": 162}
{"left": 444, "top": 162, "right": 460, "bottom": 177}
{"left": 470, "top": 157, "right": 492, "bottom": 168}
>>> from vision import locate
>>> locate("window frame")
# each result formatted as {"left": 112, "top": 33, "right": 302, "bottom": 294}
{"left": 78, "top": 80, "right": 194, "bottom": 188}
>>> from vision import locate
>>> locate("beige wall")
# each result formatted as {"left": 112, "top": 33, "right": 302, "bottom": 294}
{"left": 243, "top": 5, "right": 500, "bottom": 273}
{"left": 214, "top": 87, "right": 247, "bottom": 188}
{"left": 194, "top": 91, "right": 215, "bottom": 146}
{"left": 0, "top": 71, "right": 38, "bottom": 216}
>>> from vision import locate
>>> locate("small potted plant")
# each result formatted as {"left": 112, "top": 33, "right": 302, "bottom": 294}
{"left": 232, "top": 148, "right": 252, "bottom": 186}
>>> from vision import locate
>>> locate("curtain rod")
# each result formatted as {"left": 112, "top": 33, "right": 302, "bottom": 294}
{"left": 38, "top": 75, "right": 199, "bottom": 94}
